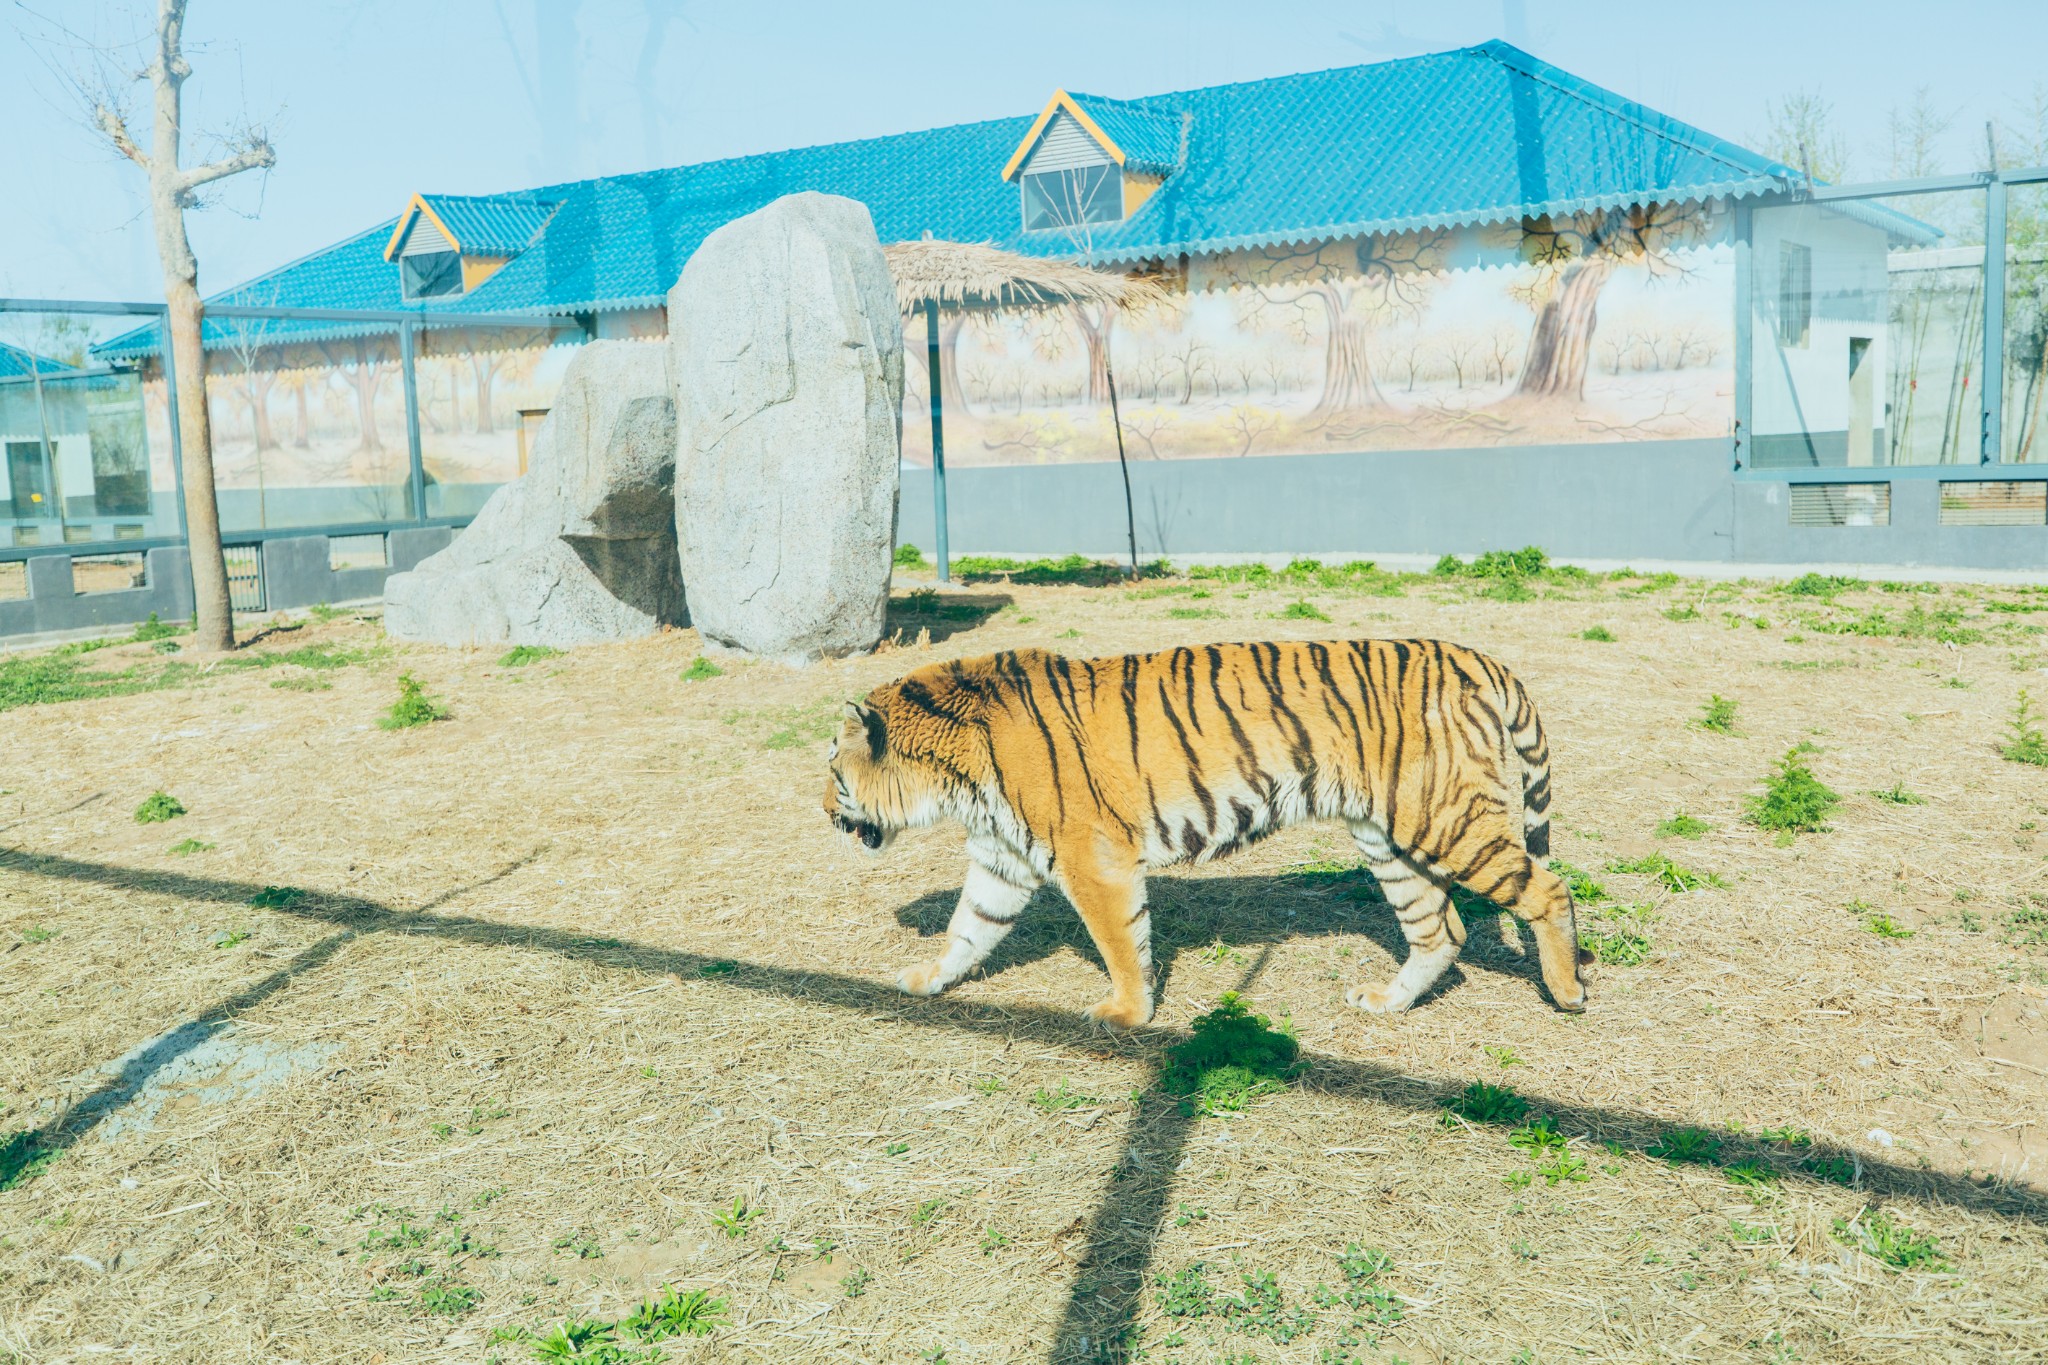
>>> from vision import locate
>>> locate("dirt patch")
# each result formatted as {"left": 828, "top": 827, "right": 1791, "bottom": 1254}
{"left": 3, "top": 566, "right": 2048, "bottom": 1363}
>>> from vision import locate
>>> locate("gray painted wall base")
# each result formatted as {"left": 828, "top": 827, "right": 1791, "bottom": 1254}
{"left": 896, "top": 439, "right": 2046, "bottom": 575}
{"left": 0, "top": 528, "right": 453, "bottom": 642}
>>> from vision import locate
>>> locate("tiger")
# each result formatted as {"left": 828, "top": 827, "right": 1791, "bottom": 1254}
{"left": 823, "top": 639, "right": 1588, "bottom": 1028}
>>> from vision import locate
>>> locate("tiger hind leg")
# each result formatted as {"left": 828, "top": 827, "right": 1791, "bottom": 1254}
{"left": 1345, "top": 820, "right": 1465, "bottom": 1014}
{"left": 1422, "top": 823, "right": 1589, "bottom": 1013}
{"left": 1058, "top": 851, "right": 1155, "bottom": 1029}
{"left": 896, "top": 857, "right": 1036, "bottom": 998}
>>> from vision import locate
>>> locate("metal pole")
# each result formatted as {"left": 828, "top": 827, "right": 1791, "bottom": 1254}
{"left": 399, "top": 322, "right": 427, "bottom": 521}
{"left": 924, "top": 299, "right": 950, "bottom": 584}
{"left": 1731, "top": 200, "right": 1752, "bottom": 470}
{"left": 157, "top": 312, "right": 189, "bottom": 542}
{"left": 1105, "top": 360, "right": 1139, "bottom": 580}
{"left": 1983, "top": 177, "right": 2007, "bottom": 464}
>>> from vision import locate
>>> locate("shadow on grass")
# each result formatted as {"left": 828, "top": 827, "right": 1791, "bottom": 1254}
{"left": 893, "top": 865, "right": 1542, "bottom": 1014}
{"left": 4, "top": 847, "right": 2045, "bottom": 1360}
{"left": 884, "top": 590, "right": 1012, "bottom": 644}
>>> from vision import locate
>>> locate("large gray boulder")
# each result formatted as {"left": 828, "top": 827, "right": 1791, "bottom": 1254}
{"left": 383, "top": 341, "right": 683, "bottom": 647}
{"left": 669, "top": 192, "right": 903, "bottom": 665}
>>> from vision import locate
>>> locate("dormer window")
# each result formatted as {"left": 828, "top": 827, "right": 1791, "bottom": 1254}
{"left": 382, "top": 192, "right": 562, "bottom": 302}
{"left": 401, "top": 250, "right": 464, "bottom": 301}
{"left": 1003, "top": 90, "right": 1185, "bottom": 236}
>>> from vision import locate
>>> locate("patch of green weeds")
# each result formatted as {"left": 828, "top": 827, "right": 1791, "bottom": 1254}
{"left": 498, "top": 644, "right": 562, "bottom": 668}
{"left": 1030, "top": 1079, "right": 1097, "bottom": 1113}
{"left": 1606, "top": 852, "right": 1725, "bottom": 893}
{"left": 1508, "top": 1115, "right": 1566, "bottom": 1155}
{"left": 979, "top": 1227, "right": 1008, "bottom": 1255}
{"left": 2002, "top": 689, "right": 2048, "bottom": 766}
{"left": 680, "top": 656, "right": 722, "bottom": 682}
{"left": 1167, "top": 606, "right": 1225, "bottom": 620}
{"left": 165, "top": 836, "right": 214, "bottom": 855}
{"left": 952, "top": 553, "right": 1166, "bottom": 586}
{"left": 1695, "top": 694, "right": 1739, "bottom": 734}
{"left": 1870, "top": 782, "right": 1926, "bottom": 805}
{"left": 1547, "top": 857, "right": 1609, "bottom": 905}
{"left": 19, "top": 925, "right": 55, "bottom": 944}
{"left": 622, "top": 1285, "right": 730, "bottom": 1339}
{"left": 710, "top": 1198, "right": 758, "bottom": 1238}
{"left": 1537, "top": 1152, "right": 1591, "bottom": 1185}
{"left": 842, "top": 1266, "right": 873, "bottom": 1298}
{"left": 1647, "top": 1127, "right": 1723, "bottom": 1166}
{"left": 1482, "top": 1044, "right": 1523, "bottom": 1068}
{"left": 1278, "top": 599, "right": 1331, "bottom": 622}
{"left": 1803, "top": 1152, "right": 1858, "bottom": 1185}
{"left": 1863, "top": 910, "right": 1915, "bottom": 939}
{"left": 1746, "top": 747, "right": 1841, "bottom": 835}
{"left": 418, "top": 1279, "right": 479, "bottom": 1316}
{"left": 1581, "top": 625, "right": 1615, "bottom": 642}
{"left": 211, "top": 928, "right": 250, "bottom": 950}
{"left": 1173, "top": 1203, "right": 1210, "bottom": 1227}
{"left": 1832, "top": 1208, "right": 1949, "bottom": 1272}
{"left": 134, "top": 790, "right": 185, "bottom": 823}
{"left": 1444, "top": 1081, "right": 1529, "bottom": 1127}
{"left": 884, "top": 1141, "right": 910, "bottom": 1156}
{"left": 1159, "top": 992, "right": 1303, "bottom": 1116}
{"left": 698, "top": 958, "right": 738, "bottom": 976}
{"left": 0, "top": 1130, "right": 54, "bottom": 1191}
{"left": 893, "top": 543, "right": 928, "bottom": 567}
{"left": 247, "top": 885, "right": 303, "bottom": 910}
{"left": 269, "top": 672, "right": 331, "bottom": 692}
{"left": 1781, "top": 573, "right": 1864, "bottom": 599}
{"left": 1723, "top": 1160, "right": 1778, "bottom": 1189}
{"left": 1655, "top": 812, "right": 1711, "bottom": 839}
{"left": 760, "top": 703, "right": 836, "bottom": 751}
{"left": 378, "top": 672, "right": 447, "bottom": 730}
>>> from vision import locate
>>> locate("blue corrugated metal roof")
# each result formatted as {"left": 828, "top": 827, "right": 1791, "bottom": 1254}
{"left": 1065, "top": 94, "right": 1187, "bottom": 176}
{"left": 416, "top": 193, "right": 561, "bottom": 255}
{"left": 103, "top": 41, "right": 1812, "bottom": 359}
{"left": 0, "top": 343, "right": 81, "bottom": 379}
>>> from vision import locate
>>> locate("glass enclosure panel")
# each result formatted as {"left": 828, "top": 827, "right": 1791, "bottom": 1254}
{"left": 2005, "top": 181, "right": 2048, "bottom": 463}
{"left": 1748, "top": 190, "right": 1985, "bottom": 468}
{"left": 415, "top": 324, "right": 586, "bottom": 519}
{"left": 1, "top": 310, "right": 163, "bottom": 543}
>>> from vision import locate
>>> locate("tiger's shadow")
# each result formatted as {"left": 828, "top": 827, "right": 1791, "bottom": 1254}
{"left": 891, "top": 867, "right": 1540, "bottom": 1008}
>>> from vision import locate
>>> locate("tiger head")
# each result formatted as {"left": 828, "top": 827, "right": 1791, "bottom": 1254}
{"left": 823, "top": 667, "right": 987, "bottom": 855}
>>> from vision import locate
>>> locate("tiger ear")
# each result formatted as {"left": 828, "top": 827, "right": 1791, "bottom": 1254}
{"left": 842, "top": 701, "right": 887, "bottom": 760}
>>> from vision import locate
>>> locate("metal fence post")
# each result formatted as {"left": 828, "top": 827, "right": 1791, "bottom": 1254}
{"left": 1982, "top": 177, "right": 2007, "bottom": 464}
{"left": 399, "top": 321, "right": 427, "bottom": 520}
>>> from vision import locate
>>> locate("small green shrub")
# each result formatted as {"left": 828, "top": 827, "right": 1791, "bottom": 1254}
{"left": 0, "top": 1130, "right": 55, "bottom": 1190}
{"left": 378, "top": 672, "right": 447, "bottom": 730}
{"left": 1581, "top": 625, "right": 1615, "bottom": 642}
{"left": 1695, "top": 694, "right": 1739, "bottom": 734}
{"left": 134, "top": 790, "right": 186, "bottom": 823}
{"left": 2001, "top": 689, "right": 2048, "bottom": 766}
{"left": 1746, "top": 747, "right": 1840, "bottom": 834}
{"left": 1863, "top": 910, "right": 1915, "bottom": 939}
{"left": 1870, "top": 782, "right": 1927, "bottom": 806}
{"left": 893, "top": 542, "right": 928, "bottom": 567}
{"left": 709, "top": 1198, "right": 758, "bottom": 1238}
{"left": 168, "top": 837, "right": 214, "bottom": 856}
{"left": 497, "top": 644, "right": 561, "bottom": 668}
{"left": 1160, "top": 993, "right": 1302, "bottom": 1116}
{"left": 1781, "top": 572, "right": 1864, "bottom": 598}
{"left": 1655, "top": 812, "right": 1711, "bottom": 839}
{"left": 1832, "top": 1208, "right": 1949, "bottom": 1272}
{"left": 248, "top": 885, "right": 304, "bottom": 910}
{"left": 1278, "top": 600, "right": 1330, "bottom": 622}
{"left": 680, "top": 656, "right": 723, "bottom": 682}
{"left": 131, "top": 612, "right": 181, "bottom": 642}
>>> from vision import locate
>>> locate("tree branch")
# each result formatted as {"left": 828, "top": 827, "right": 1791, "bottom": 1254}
{"left": 180, "top": 139, "right": 276, "bottom": 195}
{"left": 92, "top": 101, "right": 150, "bottom": 169}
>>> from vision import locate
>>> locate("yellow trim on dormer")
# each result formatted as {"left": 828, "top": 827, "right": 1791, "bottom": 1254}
{"left": 1000, "top": 90, "right": 1127, "bottom": 182}
{"left": 381, "top": 194, "right": 462, "bottom": 262}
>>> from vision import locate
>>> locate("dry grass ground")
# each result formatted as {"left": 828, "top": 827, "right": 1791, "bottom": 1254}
{"left": 3, "top": 561, "right": 2047, "bottom": 1365}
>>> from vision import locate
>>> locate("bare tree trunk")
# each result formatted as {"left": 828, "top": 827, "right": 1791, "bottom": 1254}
{"left": 292, "top": 375, "right": 311, "bottom": 448}
{"left": 1070, "top": 303, "right": 1118, "bottom": 404}
{"left": 937, "top": 314, "right": 969, "bottom": 417}
{"left": 90, "top": 0, "right": 275, "bottom": 653}
{"left": 1515, "top": 256, "right": 1615, "bottom": 400}
{"left": 351, "top": 338, "right": 385, "bottom": 452}
{"left": 472, "top": 355, "right": 501, "bottom": 434}
{"left": 1308, "top": 283, "right": 1383, "bottom": 416}
{"left": 242, "top": 368, "right": 277, "bottom": 451}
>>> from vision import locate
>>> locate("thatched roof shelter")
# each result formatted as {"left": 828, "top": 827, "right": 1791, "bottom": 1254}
{"left": 881, "top": 239, "right": 1171, "bottom": 315}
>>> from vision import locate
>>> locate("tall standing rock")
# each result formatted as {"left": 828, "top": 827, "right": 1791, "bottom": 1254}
{"left": 669, "top": 192, "right": 903, "bottom": 665}
{"left": 383, "top": 340, "right": 683, "bottom": 647}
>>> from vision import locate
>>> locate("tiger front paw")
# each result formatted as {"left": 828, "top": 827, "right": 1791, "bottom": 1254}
{"left": 1084, "top": 995, "right": 1155, "bottom": 1030}
{"left": 1345, "top": 982, "right": 1410, "bottom": 1014}
{"left": 895, "top": 962, "right": 948, "bottom": 997}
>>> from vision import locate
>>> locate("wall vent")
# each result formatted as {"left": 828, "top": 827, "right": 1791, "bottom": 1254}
{"left": 1939, "top": 481, "right": 2047, "bottom": 527}
{"left": 1789, "top": 483, "right": 1890, "bottom": 527}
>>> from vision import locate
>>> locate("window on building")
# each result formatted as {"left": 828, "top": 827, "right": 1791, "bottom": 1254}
{"left": 401, "top": 250, "right": 464, "bottom": 301}
{"left": 1022, "top": 165, "right": 1121, "bottom": 231}
{"left": 1777, "top": 242, "right": 1812, "bottom": 348}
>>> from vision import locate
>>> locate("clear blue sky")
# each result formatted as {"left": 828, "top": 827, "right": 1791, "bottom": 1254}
{"left": 4, "top": 0, "right": 2043, "bottom": 303}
